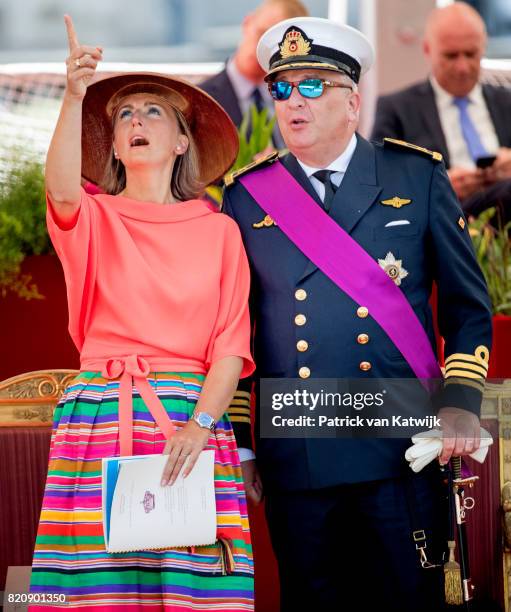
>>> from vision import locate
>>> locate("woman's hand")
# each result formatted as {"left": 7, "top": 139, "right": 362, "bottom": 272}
{"left": 161, "top": 420, "right": 211, "bottom": 486}
{"left": 64, "top": 14, "right": 102, "bottom": 101}
{"left": 159, "top": 357, "right": 244, "bottom": 487}
{"left": 45, "top": 15, "right": 102, "bottom": 212}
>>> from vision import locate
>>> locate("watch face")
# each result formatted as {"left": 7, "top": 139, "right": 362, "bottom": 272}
{"left": 196, "top": 412, "right": 214, "bottom": 429}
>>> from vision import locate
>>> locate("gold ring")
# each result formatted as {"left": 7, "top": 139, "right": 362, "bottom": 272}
{"left": 74, "top": 58, "right": 81, "bottom": 68}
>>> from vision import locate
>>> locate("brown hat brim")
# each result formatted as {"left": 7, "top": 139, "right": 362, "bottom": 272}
{"left": 82, "top": 72, "right": 239, "bottom": 187}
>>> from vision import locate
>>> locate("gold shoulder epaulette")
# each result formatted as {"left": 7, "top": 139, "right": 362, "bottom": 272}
{"left": 223, "top": 151, "right": 280, "bottom": 187}
{"left": 383, "top": 138, "right": 443, "bottom": 163}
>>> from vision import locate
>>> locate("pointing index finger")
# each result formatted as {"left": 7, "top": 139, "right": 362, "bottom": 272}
{"left": 64, "top": 14, "right": 79, "bottom": 52}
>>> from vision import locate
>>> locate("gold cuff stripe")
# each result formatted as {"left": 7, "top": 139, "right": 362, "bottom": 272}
{"left": 444, "top": 369, "right": 486, "bottom": 381}
{"left": 444, "top": 356, "right": 489, "bottom": 373}
{"left": 233, "top": 391, "right": 251, "bottom": 400}
{"left": 234, "top": 390, "right": 251, "bottom": 398}
{"left": 444, "top": 361, "right": 488, "bottom": 377}
{"left": 444, "top": 377, "right": 485, "bottom": 392}
{"left": 228, "top": 409, "right": 251, "bottom": 417}
{"left": 445, "top": 346, "right": 490, "bottom": 368}
{"left": 445, "top": 355, "right": 488, "bottom": 368}
{"left": 229, "top": 399, "right": 251, "bottom": 407}
{"left": 229, "top": 416, "right": 251, "bottom": 424}
{"left": 228, "top": 404, "right": 251, "bottom": 411}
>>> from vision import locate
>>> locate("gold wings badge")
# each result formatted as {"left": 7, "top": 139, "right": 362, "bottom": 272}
{"left": 380, "top": 196, "right": 412, "bottom": 209}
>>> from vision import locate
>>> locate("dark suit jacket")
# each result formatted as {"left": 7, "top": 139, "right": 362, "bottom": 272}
{"left": 200, "top": 67, "right": 285, "bottom": 149}
{"left": 223, "top": 135, "right": 492, "bottom": 491}
{"left": 371, "top": 80, "right": 511, "bottom": 169}
{"left": 200, "top": 68, "right": 243, "bottom": 128}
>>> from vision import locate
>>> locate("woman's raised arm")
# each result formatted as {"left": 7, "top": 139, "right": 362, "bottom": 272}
{"left": 46, "top": 15, "right": 102, "bottom": 220}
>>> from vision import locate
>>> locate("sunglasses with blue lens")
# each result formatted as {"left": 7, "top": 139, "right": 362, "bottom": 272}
{"left": 269, "top": 78, "right": 352, "bottom": 101}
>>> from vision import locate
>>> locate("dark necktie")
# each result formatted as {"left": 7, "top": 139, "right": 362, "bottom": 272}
{"left": 452, "top": 96, "right": 488, "bottom": 161}
{"left": 312, "top": 170, "right": 337, "bottom": 212}
{"left": 251, "top": 87, "right": 264, "bottom": 113}
{"left": 247, "top": 88, "right": 265, "bottom": 141}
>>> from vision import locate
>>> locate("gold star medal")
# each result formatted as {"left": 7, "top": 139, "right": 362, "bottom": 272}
{"left": 378, "top": 252, "right": 408, "bottom": 286}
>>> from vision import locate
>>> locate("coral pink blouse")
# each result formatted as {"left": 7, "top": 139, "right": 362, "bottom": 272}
{"left": 47, "top": 188, "right": 255, "bottom": 379}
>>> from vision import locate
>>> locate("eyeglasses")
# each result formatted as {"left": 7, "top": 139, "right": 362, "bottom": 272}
{"left": 269, "top": 78, "right": 352, "bottom": 101}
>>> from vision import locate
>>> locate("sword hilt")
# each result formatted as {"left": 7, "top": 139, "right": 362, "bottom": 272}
{"left": 452, "top": 455, "right": 462, "bottom": 480}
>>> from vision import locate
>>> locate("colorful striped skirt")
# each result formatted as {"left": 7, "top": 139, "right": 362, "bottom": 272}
{"left": 29, "top": 371, "right": 254, "bottom": 611}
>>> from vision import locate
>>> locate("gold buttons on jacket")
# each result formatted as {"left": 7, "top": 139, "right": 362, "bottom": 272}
{"left": 357, "top": 306, "right": 369, "bottom": 318}
{"left": 299, "top": 367, "right": 311, "bottom": 379}
{"left": 357, "top": 334, "right": 369, "bottom": 345}
{"left": 295, "top": 314, "right": 307, "bottom": 326}
{"left": 295, "top": 289, "right": 307, "bottom": 301}
{"left": 297, "top": 340, "right": 309, "bottom": 352}
{"left": 359, "top": 361, "right": 372, "bottom": 372}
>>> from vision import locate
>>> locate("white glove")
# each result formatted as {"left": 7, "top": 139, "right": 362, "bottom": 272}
{"left": 404, "top": 427, "right": 493, "bottom": 473}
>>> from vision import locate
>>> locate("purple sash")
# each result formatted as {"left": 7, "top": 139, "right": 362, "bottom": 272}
{"left": 239, "top": 160, "right": 442, "bottom": 380}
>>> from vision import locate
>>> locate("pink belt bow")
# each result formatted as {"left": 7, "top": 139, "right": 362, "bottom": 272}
{"left": 81, "top": 355, "right": 177, "bottom": 456}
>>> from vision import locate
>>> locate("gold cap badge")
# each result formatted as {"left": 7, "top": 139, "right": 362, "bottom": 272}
{"left": 381, "top": 196, "right": 412, "bottom": 209}
{"left": 279, "top": 28, "right": 312, "bottom": 59}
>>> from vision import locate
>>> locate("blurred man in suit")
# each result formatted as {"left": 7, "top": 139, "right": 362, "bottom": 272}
{"left": 200, "top": 0, "right": 308, "bottom": 148}
{"left": 372, "top": 2, "right": 511, "bottom": 221}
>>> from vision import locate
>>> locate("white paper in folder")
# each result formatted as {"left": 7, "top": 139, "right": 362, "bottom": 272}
{"left": 102, "top": 450, "right": 216, "bottom": 553}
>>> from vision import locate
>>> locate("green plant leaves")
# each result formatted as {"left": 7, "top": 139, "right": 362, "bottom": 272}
{"left": 231, "top": 104, "right": 277, "bottom": 172}
{"left": 0, "top": 157, "right": 50, "bottom": 299}
{"left": 468, "top": 207, "right": 511, "bottom": 316}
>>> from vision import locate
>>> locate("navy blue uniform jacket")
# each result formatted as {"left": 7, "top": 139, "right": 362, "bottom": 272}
{"left": 223, "top": 134, "right": 492, "bottom": 492}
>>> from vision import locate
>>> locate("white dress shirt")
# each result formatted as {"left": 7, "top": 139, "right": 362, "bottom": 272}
{"left": 297, "top": 133, "right": 358, "bottom": 200}
{"left": 226, "top": 57, "right": 274, "bottom": 118}
{"left": 430, "top": 76, "right": 499, "bottom": 169}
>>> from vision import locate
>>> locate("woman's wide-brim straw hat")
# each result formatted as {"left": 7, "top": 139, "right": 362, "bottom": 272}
{"left": 81, "top": 72, "right": 239, "bottom": 186}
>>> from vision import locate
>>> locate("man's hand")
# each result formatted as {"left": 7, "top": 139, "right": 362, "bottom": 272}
{"left": 438, "top": 406, "right": 481, "bottom": 465}
{"left": 447, "top": 166, "right": 486, "bottom": 200}
{"left": 241, "top": 459, "right": 263, "bottom": 505}
{"left": 483, "top": 147, "right": 511, "bottom": 183}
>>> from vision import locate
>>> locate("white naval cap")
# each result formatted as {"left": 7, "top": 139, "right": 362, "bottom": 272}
{"left": 256, "top": 17, "right": 374, "bottom": 83}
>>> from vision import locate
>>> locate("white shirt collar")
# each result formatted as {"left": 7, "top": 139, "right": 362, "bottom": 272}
{"left": 429, "top": 75, "right": 484, "bottom": 108}
{"left": 226, "top": 56, "right": 269, "bottom": 104}
{"left": 296, "top": 133, "right": 358, "bottom": 179}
